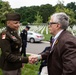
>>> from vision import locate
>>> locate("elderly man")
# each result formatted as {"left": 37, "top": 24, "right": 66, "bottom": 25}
{"left": 30, "top": 12, "right": 76, "bottom": 75}
{"left": 0, "top": 13, "right": 31, "bottom": 75}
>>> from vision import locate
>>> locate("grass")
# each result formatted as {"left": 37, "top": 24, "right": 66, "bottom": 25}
{"left": 0, "top": 69, "right": 2, "bottom": 75}
{"left": 21, "top": 62, "right": 40, "bottom": 75}
{"left": 22, "top": 54, "right": 40, "bottom": 75}
{"left": 0, "top": 62, "right": 40, "bottom": 75}
{"left": 40, "top": 27, "right": 52, "bottom": 41}
{"left": 44, "top": 34, "right": 51, "bottom": 41}
{"left": 43, "top": 30, "right": 52, "bottom": 41}
{"left": 0, "top": 53, "right": 41, "bottom": 75}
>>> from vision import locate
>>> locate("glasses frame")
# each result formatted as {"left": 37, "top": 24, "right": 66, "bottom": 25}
{"left": 48, "top": 22, "right": 58, "bottom": 26}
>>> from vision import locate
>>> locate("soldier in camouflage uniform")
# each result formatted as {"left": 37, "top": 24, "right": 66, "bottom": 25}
{"left": 0, "top": 13, "right": 31, "bottom": 75}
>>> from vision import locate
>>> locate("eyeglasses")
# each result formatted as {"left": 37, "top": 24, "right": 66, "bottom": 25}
{"left": 48, "top": 22, "right": 58, "bottom": 25}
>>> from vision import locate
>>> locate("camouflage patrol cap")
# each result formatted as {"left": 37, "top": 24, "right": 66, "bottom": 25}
{"left": 5, "top": 12, "right": 21, "bottom": 21}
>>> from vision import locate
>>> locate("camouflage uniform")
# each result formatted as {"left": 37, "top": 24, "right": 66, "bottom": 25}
{"left": 0, "top": 26, "right": 28, "bottom": 71}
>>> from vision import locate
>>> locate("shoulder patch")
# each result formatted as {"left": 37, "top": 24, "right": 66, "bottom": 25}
{"left": 1, "top": 30, "right": 6, "bottom": 39}
{"left": 2, "top": 34, "right": 6, "bottom": 39}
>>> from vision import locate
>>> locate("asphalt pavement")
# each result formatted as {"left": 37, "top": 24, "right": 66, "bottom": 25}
{"left": 26, "top": 41, "right": 49, "bottom": 54}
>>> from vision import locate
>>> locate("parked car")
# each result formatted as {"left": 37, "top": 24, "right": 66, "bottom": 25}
{"left": 27, "top": 31, "right": 44, "bottom": 43}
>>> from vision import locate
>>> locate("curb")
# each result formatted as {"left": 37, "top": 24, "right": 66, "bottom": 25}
{"left": 27, "top": 53, "right": 37, "bottom": 55}
{"left": 42, "top": 41, "right": 49, "bottom": 43}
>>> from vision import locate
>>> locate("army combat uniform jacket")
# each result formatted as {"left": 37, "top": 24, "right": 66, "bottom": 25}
{"left": 0, "top": 26, "right": 28, "bottom": 71}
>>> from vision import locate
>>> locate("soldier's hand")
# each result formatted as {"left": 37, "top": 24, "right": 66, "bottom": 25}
{"left": 28, "top": 55, "right": 38, "bottom": 64}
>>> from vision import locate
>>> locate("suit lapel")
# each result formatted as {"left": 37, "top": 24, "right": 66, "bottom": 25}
{"left": 50, "top": 40, "right": 58, "bottom": 53}
{"left": 50, "top": 30, "right": 67, "bottom": 53}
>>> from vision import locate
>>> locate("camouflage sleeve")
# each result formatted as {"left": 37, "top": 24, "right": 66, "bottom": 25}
{"left": 1, "top": 36, "right": 28, "bottom": 63}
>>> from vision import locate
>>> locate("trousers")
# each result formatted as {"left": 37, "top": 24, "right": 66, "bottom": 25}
{"left": 2, "top": 69, "right": 21, "bottom": 75}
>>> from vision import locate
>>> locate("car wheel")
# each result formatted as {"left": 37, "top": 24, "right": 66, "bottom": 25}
{"left": 30, "top": 38, "right": 35, "bottom": 43}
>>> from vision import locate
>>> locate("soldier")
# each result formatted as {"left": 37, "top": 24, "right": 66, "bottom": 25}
{"left": 0, "top": 13, "right": 31, "bottom": 75}
{"left": 20, "top": 25, "right": 30, "bottom": 57}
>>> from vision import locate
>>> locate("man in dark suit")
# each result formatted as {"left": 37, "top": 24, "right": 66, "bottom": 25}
{"left": 20, "top": 25, "right": 30, "bottom": 57}
{"left": 30, "top": 12, "right": 76, "bottom": 75}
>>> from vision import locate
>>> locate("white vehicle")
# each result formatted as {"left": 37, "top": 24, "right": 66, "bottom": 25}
{"left": 27, "top": 31, "right": 44, "bottom": 43}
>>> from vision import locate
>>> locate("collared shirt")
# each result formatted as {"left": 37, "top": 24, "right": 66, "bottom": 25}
{"left": 52, "top": 30, "right": 63, "bottom": 48}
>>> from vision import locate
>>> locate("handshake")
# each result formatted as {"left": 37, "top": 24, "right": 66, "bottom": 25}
{"left": 28, "top": 54, "right": 42, "bottom": 64}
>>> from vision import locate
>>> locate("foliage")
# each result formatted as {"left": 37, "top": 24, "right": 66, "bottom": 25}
{"left": 14, "top": 6, "right": 39, "bottom": 23}
{"left": 14, "top": 4, "right": 55, "bottom": 23}
{"left": 0, "top": 0, "right": 76, "bottom": 27}
{"left": 0, "top": 0, "right": 14, "bottom": 28}
{"left": 21, "top": 63, "right": 40, "bottom": 75}
{"left": 14, "top": 2, "right": 76, "bottom": 26}
{"left": 39, "top": 4, "right": 55, "bottom": 23}
{"left": 33, "top": 12, "right": 43, "bottom": 27}
{"left": 0, "top": 49, "right": 40, "bottom": 75}
{"left": 0, "top": 63, "right": 40, "bottom": 75}
{"left": 44, "top": 33, "right": 51, "bottom": 41}
{"left": 66, "top": 2, "right": 76, "bottom": 13}
{"left": 22, "top": 21, "right": 28, "bottom": 25}
{"left": 0, "top": 69, "right": 2, "bottom": 75}
{"left": 66, "top": 2, "right": 76, "bottom": 27}
{"left": 54, "top": 1, "right": 76, "bottom": 27}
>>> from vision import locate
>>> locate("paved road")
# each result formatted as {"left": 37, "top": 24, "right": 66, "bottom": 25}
{"left": 26, "top": 42, "right": 49, "bottom": 54}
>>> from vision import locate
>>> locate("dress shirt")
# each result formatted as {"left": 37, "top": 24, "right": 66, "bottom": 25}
{"left": 51, "top": 30, "right": 63, "bottom": 48}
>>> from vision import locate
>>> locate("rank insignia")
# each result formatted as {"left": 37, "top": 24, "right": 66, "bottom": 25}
{"left": 55, "top": 40, "right": 58, "bottom": 45}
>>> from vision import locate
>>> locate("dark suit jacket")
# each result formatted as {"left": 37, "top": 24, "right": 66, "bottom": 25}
{"left": 41, "top": 30, "right": 76, "bottom": 75}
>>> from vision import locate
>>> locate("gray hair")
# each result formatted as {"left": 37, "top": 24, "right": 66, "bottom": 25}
{"left": 51, "top": 12, "right": 69, "bottom": 30}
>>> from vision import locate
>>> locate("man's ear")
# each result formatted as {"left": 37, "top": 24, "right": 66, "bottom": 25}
{"left": 57, "top": 24, "right": 61, "bottom": 28}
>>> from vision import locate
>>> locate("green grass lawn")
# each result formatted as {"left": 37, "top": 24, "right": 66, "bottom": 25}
{"left": 42, "top": 29, "right": 52, "bottom": 41}
{"left": 21, "top": 62, "right": 40, "bottom": 75}
{"left": 21, "top": 55, "right": 40, "bottom": 75}
{"left": 0, "top": 62, "right": 40, "bottom": 75}
{"left": 0, "top": 69, "right": 2, "bottom": 75}
{"left": 0, "top": 50, "right": 40, "bottom": 75}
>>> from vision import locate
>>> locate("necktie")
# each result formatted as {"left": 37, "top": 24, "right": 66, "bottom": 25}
{"left": 50, "top": 38, "right": 55, "bottom": 52}
{"left": 52, "top": 38, "right": 55, "bottom": 44}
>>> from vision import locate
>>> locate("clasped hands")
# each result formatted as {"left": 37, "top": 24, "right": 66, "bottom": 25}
{"left": 28, "top": 54, "right": 41, "bottom": 64}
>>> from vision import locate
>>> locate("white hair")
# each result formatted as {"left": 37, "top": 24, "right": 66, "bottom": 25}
{"left": 51, "top": 12, "right": 69, "bottom": 30}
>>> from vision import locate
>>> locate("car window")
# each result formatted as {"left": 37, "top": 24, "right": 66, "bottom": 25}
{"left": 28, "top": 33, "right": 33, "bottom": 35}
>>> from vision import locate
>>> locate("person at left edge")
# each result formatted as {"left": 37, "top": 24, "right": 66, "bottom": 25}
{"left": 20, "top": 25, "right": 30, "bottom": 57}
{"left": 0, "top": 12, "right": 32, "bottom": 75}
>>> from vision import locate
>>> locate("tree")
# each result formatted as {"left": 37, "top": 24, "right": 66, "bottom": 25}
{"left": 39, "top": 4, "right": 55, "bottom": 23}
{"left": 54, "top": 0, "right": 76, "bottom": 27}
{"left": 66, "top": 2, "right": 76, "bottom": 13}
{"left": 34, "top": 11, "right": 43, "bottom": 24}
{"left": 66, "top": 2, "right": 76, "bottom": 24}
{"left": 15, "top": 6, "right": 39, "bottom": 23}
{"left": 0, "top": 1, "right": 14, "bottom": 27}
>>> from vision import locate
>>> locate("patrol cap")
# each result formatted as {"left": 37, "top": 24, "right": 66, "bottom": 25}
{"left": 26, "top": 25, "right": 30, "bottom": 30}
{"left": 5, "top": 12, "right": 21, "bottom": 21}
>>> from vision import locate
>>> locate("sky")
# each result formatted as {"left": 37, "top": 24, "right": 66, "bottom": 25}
{"left": 2, "top": 0, "right": 76, "bottom": 8}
